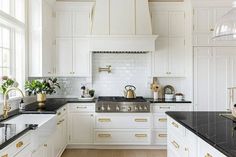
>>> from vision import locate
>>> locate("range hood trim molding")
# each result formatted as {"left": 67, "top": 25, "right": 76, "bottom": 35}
{"left": 89, "top": 35, "right": 158, "bottom": 52}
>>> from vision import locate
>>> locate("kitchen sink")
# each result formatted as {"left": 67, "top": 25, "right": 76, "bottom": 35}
{"left": 2, "top": 114, "right": 56, "bottom": 127}
{"left": 2, "top": 114, "right": 57, "bottom": 151}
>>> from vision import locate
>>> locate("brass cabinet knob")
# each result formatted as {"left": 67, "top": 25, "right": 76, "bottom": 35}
{"left": 16, "top": 141, "right": 24, "bottom": 148}
{"left": 2, "top": 154, "right": 8, "bottom": 157}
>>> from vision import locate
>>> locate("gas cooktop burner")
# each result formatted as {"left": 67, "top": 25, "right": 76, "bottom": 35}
{"left": 96, "top": 96, "right": 150, "bottom": 113}
{"left": 97, "top": 96, "right": 147, "bottom": 102}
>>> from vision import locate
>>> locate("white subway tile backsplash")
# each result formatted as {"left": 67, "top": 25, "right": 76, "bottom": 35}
{"left": 92, "top": 53, "right": 152, "bottom": 97}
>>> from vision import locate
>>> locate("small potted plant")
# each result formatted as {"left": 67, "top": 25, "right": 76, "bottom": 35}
{"left": 25, "top": 78, "right": 60, "bottom": 103}
{"left": 0, "top": 76, "right": 19, "bottom": 100}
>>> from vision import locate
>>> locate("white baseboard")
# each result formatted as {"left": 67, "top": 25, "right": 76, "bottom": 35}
{"left": 66, "top": 145, "right": 167, "bottom": 150}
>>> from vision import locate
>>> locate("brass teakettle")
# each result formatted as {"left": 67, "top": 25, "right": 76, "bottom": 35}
{"left": 124, "top": 85, "right": 136, "bottom": 99}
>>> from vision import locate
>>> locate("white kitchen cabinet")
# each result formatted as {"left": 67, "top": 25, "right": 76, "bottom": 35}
{"left": 69, "top": 113, "right": 94, "bottom": 144}
{"left": 28, "top": 0, "right": 56, "bottom": 77}
{"left": 14, "top": 146, "right": 32, "bottom": 157}
{"left": 56, "top": 38, "right": 73, "bottom": 76}
{"left": 56, "top": 11, "right": 73, "bottom": 37}
{"left": 31, "top": 144, "right": 46, "bottom": 157}
{"left": 56, "top": 38, "right": 91, "bottom": 77}
{"left": 68, "top": 103, "right": 95, "bottom": 145}
{"left": 193, "top": 7, "right": 236, "bottom": 46}
{"left": 152, "top": 103, "right": 192, "bottom": 146}
{"left": 194, "top": 47, "right": 236, "bottom": 111}
{"left": 73, "top": 38, "right": 90, "bottom": 77}
{"left": 73, "top": 12, "right": 90, "bottom": 36}
{"left": 151, "top": 10, "right": 186, "bottom": 77}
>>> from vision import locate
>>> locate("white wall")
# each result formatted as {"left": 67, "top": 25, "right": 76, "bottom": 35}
{"left": 92, "top": 53, "right": 153, "bottom": 97}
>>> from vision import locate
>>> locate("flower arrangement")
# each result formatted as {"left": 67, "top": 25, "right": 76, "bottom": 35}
{"left": 0, "top": 76, "right": 19, "bottom": 94}
{"left": 25, "top": 78, "right": 60, "bottom": 95}
{"left": 25, "top": 78, "right": 60, "bottom": 102}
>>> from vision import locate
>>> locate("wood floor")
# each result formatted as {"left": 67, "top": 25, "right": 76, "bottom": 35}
{"left": 61, "top": 149, "right": 167, "bottom": 157}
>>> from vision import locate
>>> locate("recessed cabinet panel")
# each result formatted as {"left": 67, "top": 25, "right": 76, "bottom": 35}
{"left": 153, "top": 38, "right": 169, "bottom": 77}
{"left": 193, "top": 8, "right": 213, "bottom": 33}
{"left": 56, "top": 38, "right": 73, "bottom": 76}
{"left": 110, "top": 0, "right": 135, "bottom": 35}
{"left": 73, "top": 12, "right": 90, "bottom": 36}
{"left": 73, "top": 38, "right": 90, "bottom": 77}
{"left": 169, "top": 38, "right": 185, "bottom": 76}
{"left": 56, "top": 11, "right": 73, "bottom": 37}
{"left": 169, "top": 11, "right": 185, "bottom": 37}
{"left": 151, "top": 11, "right": 168, "bottom": 37}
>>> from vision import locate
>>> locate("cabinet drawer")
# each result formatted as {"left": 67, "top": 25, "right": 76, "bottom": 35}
{"left": 153, "top": 130, "right": 167, "bottom": 145}
{"left": 167, "top": 117, "right": 185, "bottom": 136}
{"left": 168, "top": 134, "right": 183, "bottom": 156}
{"left": 198, "top": 138, "right": 227, "bottom": 157}
{"left": 68, "top": 103, "right": 95, "bottom": 113}
{"left": 0, "top": 133, "right": 31, "bottom": 157}
{"left": 57, "top": 105, "right": 67, "bottom": 117}
{"left": 94, "top": 130, "right": 150, "bottom": 145}
{"left": 153, "top": 105, "right": 175, "bottom": 113}
{"left": 154, "top": 114, "right": 167, "bottom": 129}
{"left": 95, "top": 115, "right": 151, "bottom": 129}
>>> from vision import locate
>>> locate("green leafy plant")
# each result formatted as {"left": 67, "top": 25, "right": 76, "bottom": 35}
{"left": 25, "top": 78, "right": 60, "bottom": 96}
{"left": 0, "top": 76, "right": 18, "bottom": 94}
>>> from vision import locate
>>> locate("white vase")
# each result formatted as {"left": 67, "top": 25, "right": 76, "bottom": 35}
{"left": 154, "top": 92, "right": 158, "bottom": 101}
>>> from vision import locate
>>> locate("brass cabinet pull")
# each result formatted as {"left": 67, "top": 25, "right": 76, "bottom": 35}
{"left": 160, "top": 107, "right": 171, "bottom": 109}
{"left": 98, "top": 118, "right": 111, "bottom": 122}
{"left": 205, "top": 153, "right": 213, "bottom": 157}
{"left": 76, "top": 106, "right": 87, "bottom": 109}
{"left": 98, "top": 134, "right": 111, "bottom": 138}
{"left": 57, "top": 122, "right": 61, "bottom": 125}
{"left": 172, "top": 122, "right": 179, "bottom": 128}
{"left": 57, "top": 112, "right": 61, "bottom": 116}
{"left": 59, "top": 119, "right": 65, "bottom": 123}
{"left": 2, "top": 154, "right": 8, "bottom": 157}
{"left": 158, "top": 118, "right": 167, "bottom": 122}
{"left": 158, "top": 134, "right": 167, "bottom": 138}
{"left": 210, "top": 28, "right": 214, "bottom": 32}
{"left": 44, "top": 144, "right": 47, "bottom": 147}
{"left": 16, "top": 141, "right": 24, "bottom": 148}
{"left": 135, "top": 119, "right": 148, "bottom": 122}
{"left": 171, "top": 141, "right": 180, "bottom": 149}
{"left": 135, "top": 134, "right": 147, "bottom": 138}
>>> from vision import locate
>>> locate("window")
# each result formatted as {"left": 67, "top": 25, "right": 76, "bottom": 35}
{"left": 0, "top": 0, "right": 26, "bottom": 95}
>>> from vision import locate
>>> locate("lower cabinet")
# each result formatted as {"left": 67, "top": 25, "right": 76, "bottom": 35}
{"left": 68, "top": 103, "right": 95, "bottom": 145}
{"left": 68, "top": 113, "right": 94, "bottom": 144}
{"left": 14, "top": 145, "right": 32, "bottom": 157}
{"left": 167, "top": 116, "right": 226, "bottom": 157}
{"left": 31, "top": 144, "right": 47, "bottom": 157}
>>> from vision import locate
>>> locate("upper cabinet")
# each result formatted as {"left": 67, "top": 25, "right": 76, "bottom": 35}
{"left": 55, "top": 2, "right": 93, "bottom": 77}
{"left": 193, "top": 7, "right": 236, "bottom": 46}
{"left": 28, "top": 0, "right": 56, "bottom": 77}
{"left": 151, "top": 10, "right": 186, "bottom": 77}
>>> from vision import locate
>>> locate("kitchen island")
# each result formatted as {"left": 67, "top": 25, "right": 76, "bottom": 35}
{"left": 166, "top": 111, "right": 236, "bottom": 157}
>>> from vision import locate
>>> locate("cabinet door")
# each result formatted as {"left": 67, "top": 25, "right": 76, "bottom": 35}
{"left": 56, "top": 11, "right": 73, "bottom": 37}
{"left": 69, "top": 113, "right": 94, "bottom": 144}
{"left": 31, "top": 145, "right": 46, "bottom": 157}
{"left": 73, "top": 38, "right": 90, "bottom": 77}
{"left": 56, "top": 38, "right": 73, "bottom": 76}
{"left": 61, "top": 115, "right": 67, "bottom": 150}
{"left": 194, "top": 47, "right": 214, "bottom": 111}
{"left": 169, "top": 11, "right": 185, "bottom": 37}
{"left": 152, "top": 38, "right": 169, "bottom": 77}
{"left": 193, "top": 8, "right": 213, "bottom": 33}
{"left": 14, "top": 146, "right": 32, "bottom": 157}
{"left": 151, "top": 11, "right": 169, "bottom": 37}
{"left": 169, "top": 38, "right": 185, "bottom": 77}
{"left": 110, "top": 0, "right": 135, "bottom": 35}
{"left": 73, "top": 12, "right": 90, "bottom": 36}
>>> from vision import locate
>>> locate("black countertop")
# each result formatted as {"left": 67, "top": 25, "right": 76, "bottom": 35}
{"left": 166, "top": 111, "right": 236, "bottom": 157}
{"left": 146, "top": 98, "right": 192, "bottom": 103}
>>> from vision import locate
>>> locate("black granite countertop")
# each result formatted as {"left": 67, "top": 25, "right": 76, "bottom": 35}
{"left": 146, "top": 98, "right": 192, "bottom": 103}
{"left": 166, "top": 111, "right": 236, "bottom": 157}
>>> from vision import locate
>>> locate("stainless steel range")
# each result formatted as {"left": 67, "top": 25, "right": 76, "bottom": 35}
{"left": 96, "top": 97, "right": 150, "bottom": 113}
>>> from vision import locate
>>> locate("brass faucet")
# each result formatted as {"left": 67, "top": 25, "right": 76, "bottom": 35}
{"left": 3, "top": 87, "right": 24, "bottom": 118}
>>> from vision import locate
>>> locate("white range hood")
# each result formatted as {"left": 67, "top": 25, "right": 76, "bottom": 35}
{"left": 90, "top": 0, "right": 157, "bottom": 52}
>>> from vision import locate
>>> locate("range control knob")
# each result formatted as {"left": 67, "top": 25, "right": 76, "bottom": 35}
{"left": 134, "top": 106, "right": 139, "bottom": 111}
{"left": 107, "top": 105, "right": 111, "bottom": 111}
{"left": 128, "top": 106, "right": 132, "bottom": 111}
{"left": 144, "top": 106, "right": 148, "bottom": 111}
{"left": 116, "top": 106, "right": 120, "bottom": 111}
{"left": 101, "top": 105, "right": 105, "bottom": 111}
{"left": 139, "top": 106, "right": 143, "bottom": 111}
